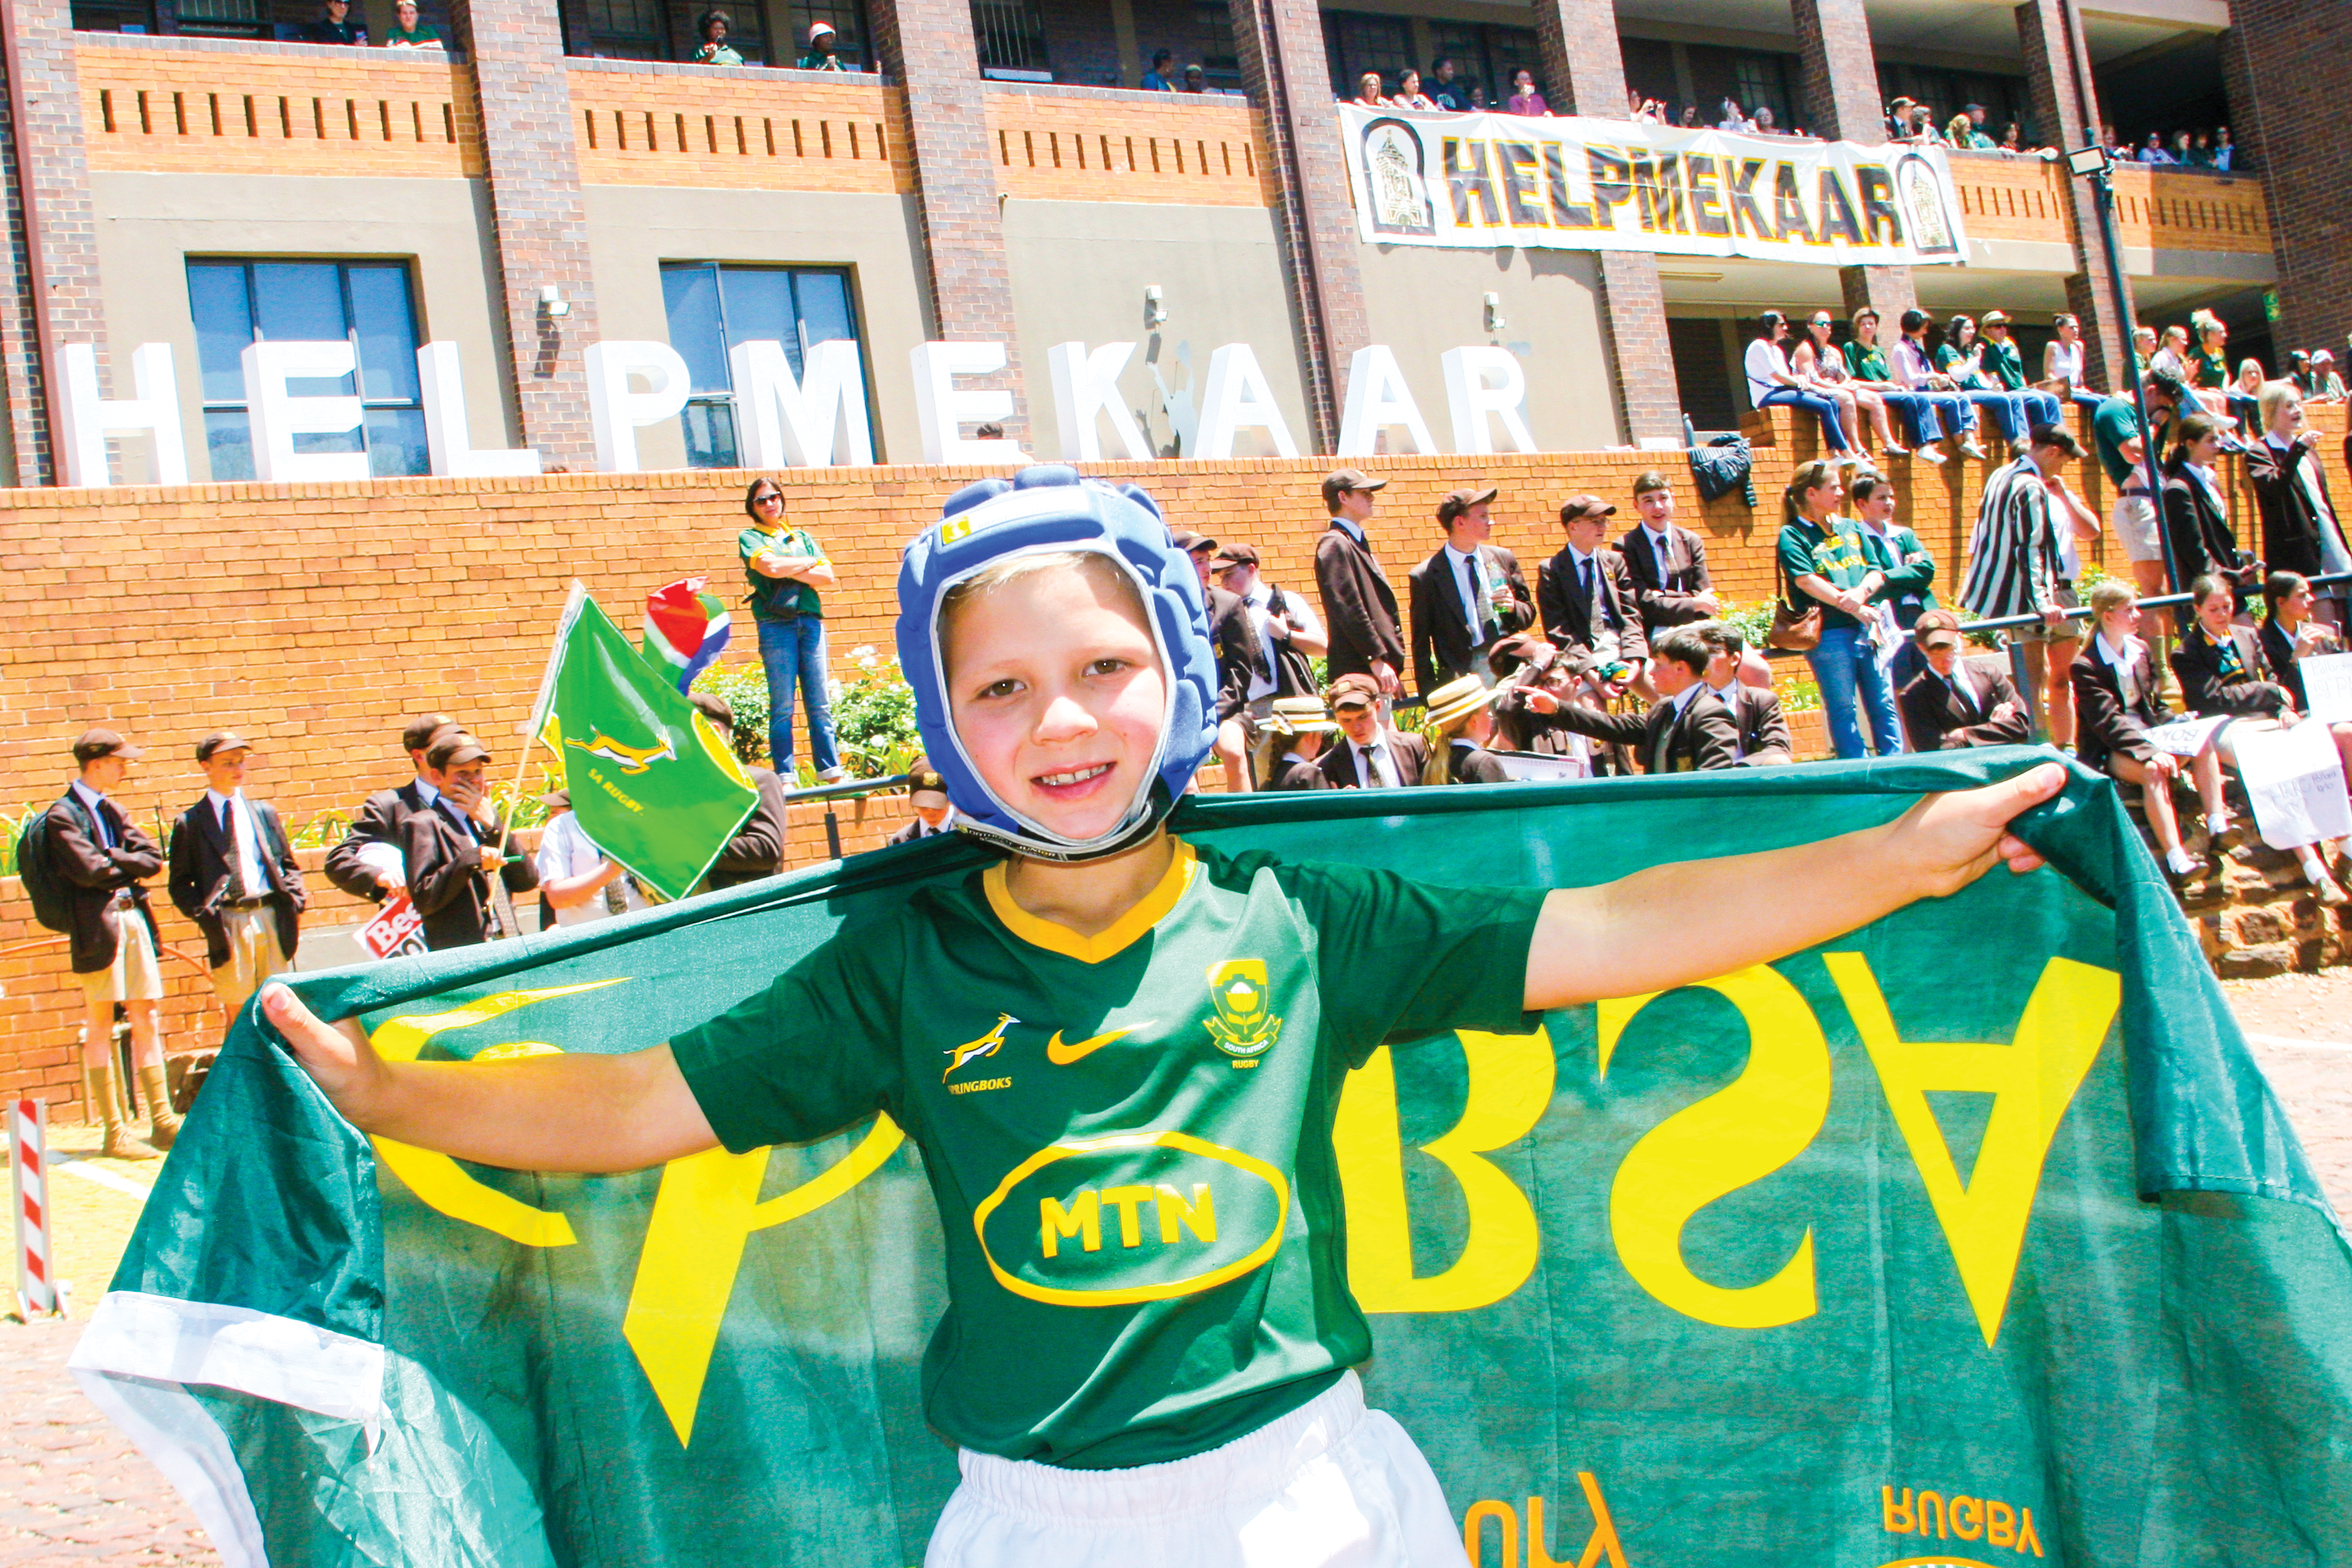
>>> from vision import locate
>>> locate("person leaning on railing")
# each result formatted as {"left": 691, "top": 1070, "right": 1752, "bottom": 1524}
{"left": 301, "top": 0, "right": 366, "bottom": 46}
{"left": 690, "top": 8, "right": 743, "bottom": 64}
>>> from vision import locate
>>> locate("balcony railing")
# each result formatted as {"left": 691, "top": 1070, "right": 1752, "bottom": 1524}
{"left": 566, "top": 60, "right": 911, "bottom": 195}
{"left": 76, "top": 34, "right": 481, "bottom": 178}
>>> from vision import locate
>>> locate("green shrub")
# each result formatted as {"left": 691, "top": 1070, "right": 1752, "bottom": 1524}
{"left": 830, "top": 646, "right": 923, "bottom": 780}
{"left": 690, "top": 663, "right": 772, "bottom": 766}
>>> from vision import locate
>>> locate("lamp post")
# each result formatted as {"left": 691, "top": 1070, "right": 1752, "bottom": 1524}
{"left": 2062, "top": 141, "right": 2180, "bottom": 596}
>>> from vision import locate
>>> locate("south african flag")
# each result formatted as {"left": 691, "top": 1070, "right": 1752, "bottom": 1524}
{"left": 640, "top": 577, "right": 732, "bottom": 692}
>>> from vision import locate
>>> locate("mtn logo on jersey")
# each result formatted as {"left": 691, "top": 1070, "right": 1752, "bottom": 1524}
{"left": 1204, "top": 960, "right": 1282, "bottom": 1063}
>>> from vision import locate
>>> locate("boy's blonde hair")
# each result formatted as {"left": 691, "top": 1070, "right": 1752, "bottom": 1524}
{"left": 939, "top": 549, "right": 1150, "bottom": 676}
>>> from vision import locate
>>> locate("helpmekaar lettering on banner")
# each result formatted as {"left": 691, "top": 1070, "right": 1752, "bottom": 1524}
{"left": 1342, "top": 106, "right": 1971, "bottom": 265}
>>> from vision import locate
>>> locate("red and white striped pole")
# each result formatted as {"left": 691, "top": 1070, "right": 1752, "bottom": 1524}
{"left": 9, "top": 1098, "right": 61, "bottom": 1319}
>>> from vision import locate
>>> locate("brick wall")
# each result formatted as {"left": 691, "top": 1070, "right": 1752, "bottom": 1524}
{"left": 452, "top": 0, "right": 604, "bottom": 471}
{"left": 78, "top": 40, "right": 484, "bottom": 178}
{"left": 569, "top": 63, "right": 911, "bottom": 193}
{"left": 1, "top": 0, "right": 100, "bottom": 488}
{"left": 870, "top": 0, "right": 1027, "bottom": 438}
{"left": 984, "top": 87, "right": 1275, "bottom": 205}
{"left": 2, "top": 402, "right": 2344, "bottom": 1105}
{"left": 2015, "top": 0, "right": 2135, "bottom": 392}
{"left": 2222, "top": 0, "right": 2352, "bottom": 359}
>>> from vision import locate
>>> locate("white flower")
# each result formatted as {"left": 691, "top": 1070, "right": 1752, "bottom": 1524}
{"left": 827, "top": 679, "right": 844, "bottom": 702}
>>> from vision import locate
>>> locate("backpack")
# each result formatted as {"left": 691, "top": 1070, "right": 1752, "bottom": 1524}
{"left": 16, "top": 796, "right": 82, "bottom": 934}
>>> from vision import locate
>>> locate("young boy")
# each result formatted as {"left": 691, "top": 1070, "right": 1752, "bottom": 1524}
{"left": 266, "top": 469, "right": 2060, "bottom": 1567}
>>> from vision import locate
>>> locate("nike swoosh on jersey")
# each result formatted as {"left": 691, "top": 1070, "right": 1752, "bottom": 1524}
{"left": 1045, "top": 1026, "right": 1141, "bottom": 1065}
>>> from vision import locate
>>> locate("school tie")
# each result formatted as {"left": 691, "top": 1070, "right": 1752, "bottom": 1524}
{"left": 1359, "top": 744, "right": 1385, "bottom": 789}
{"left": 1651, "top": 711, "right": 1673, "bottom": 775}
{"left": 218, "top": 799, "right": 247, "bottom": 891}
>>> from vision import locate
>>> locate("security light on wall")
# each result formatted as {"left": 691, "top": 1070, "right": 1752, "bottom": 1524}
{"left": 540, "top": 285, "right": 571, "bottom": 319}
{"left": 1144, "top": 285, "right": 1168, "bottom": 329}
{"left": 2063, "top": 144, "right": 2111, "bottom": 178}
{"left": 1483, "top": 293, "right": 1505, "bottom": 334}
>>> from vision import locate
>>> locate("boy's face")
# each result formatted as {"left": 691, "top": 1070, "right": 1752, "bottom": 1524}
{"left": 81, "top": 755, "right": 128, "bottom": 792}
{"left": 946, "top": 561, "right": 1167, "bottom": 843}
{"left": 202, "top": 748, "right": 249, "bottom": 793}
{"left": 1634, "top": 487, "right": 1672, "bottom": 528}
{"left": 1333, "top": 702, "right": 1380, "bottom": 747}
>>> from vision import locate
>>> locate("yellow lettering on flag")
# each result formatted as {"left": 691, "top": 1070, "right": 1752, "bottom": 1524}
{"left": 1826, "top": 953, "right": 2118, "bottom": 1346}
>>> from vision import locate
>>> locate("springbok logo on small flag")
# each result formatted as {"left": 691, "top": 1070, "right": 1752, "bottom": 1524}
{"left": 642, "top": 577, "right": 732, "bottom": 693}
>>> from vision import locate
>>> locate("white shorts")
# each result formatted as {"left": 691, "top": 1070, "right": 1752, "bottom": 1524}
{"left": 925, "top": 1372, "right": 1471, "bottom": 1568}
{"left": 2112, "top": 493, "right": 2161, "bottom": 565}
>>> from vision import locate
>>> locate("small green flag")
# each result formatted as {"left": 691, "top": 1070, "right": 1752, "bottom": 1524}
{"left": 536, "top": 589, "right": 757, "bottom": 900}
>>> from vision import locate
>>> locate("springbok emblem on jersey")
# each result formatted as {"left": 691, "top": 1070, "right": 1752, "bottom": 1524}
{"left": 1204, "top": 961, "right": 1282, "bottom": 1061}
{"left": 944, "top": 1013, "right": 1017, "bottom": 1081}
{"left": 564, "top": 730, "right": 678, "bottom": 775}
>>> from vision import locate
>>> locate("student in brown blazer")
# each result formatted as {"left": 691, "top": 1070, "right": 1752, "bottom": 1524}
{"left": 1317, "top": 673, "right": 1429, "bottom": 789}
{"left": 1898, "top": 610, "right": 2033, "bottom": 752}
{"left": 2170, "top": 575, "right": 2295, "bottom": 721}
{"left": 401, "top": 731, "right": 542, "bottom": 949}
{"left": 1617, "top": 472, "right": 1721, "bottom": 637}
{"left": 1696, "top": 622, "right": 1794, "bottom": 765}
{"left": 324, "top": 712, "right": 455, "bottom": 902}
{"left": 1538, "top": 496, "right": 1653, "bottom": 698}
{"left": 1544, "top": 628, "right": 1741, "bottom": 774}
{"left": 1312, "top": 469, "right": 1406, "bottom": 699}
{"left": 166, "top": 731, "right": 305, "bottom": 1013}
{"left": 1406, "top": 485, "right": 1535, "bottom": 697}
{"left": 46, "top": 729, "right": 173, "bottom": 1158}
{"left": 2072, "top": 580, "right": 2227, "bottom": 881}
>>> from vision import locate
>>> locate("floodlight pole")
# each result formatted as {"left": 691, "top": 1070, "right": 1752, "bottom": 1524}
{"left": 2068, "top": 145, "right": 2180, "bottom": 596}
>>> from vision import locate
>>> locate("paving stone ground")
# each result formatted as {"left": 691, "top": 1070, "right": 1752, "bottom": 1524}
{"left": 5, "top": 975, "right": 2350, "bottom": 1564}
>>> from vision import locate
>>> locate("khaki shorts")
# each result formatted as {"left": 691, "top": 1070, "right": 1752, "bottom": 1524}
{"left": 2013, "top": 583, "right": 2084, "bottom": 644}
{"left": 211, "top": 903, "right": 290, "bottom": 1013}
{"left": 80, "top": 905, "right": 163, "bottom": 1006}
{"left": 2112, "top": 493, "right": 2162, "bottom": 565}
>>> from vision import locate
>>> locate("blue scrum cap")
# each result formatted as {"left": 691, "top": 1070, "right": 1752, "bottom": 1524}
{"left": 895, "top": 465, "right": 1217, "bottom": 862}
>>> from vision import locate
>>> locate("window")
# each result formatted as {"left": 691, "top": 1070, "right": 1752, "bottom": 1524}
{"left": 660, "top": 263, "right": 864, "bottom": 469}
{"left": 972, "top": 0, "right": 1048, "bottom": 75}
{"left": 1425, "top": 22, "right": 1541, "bottom": 106}
{"left": 1192, "top": 0, "right": 1238, "bottom": 87}
{"left": 564, "top": 0, "right": 671, "bottom": 60}
{"left": 171, "top": 0, "right": 266, "bottom": 37}
{"left": 787, "top": 0, "right": 870, "bottom": 67}
{"left": 1323, "top": 11, "right": 1411, "bottom": 101}
{"left": 187, "top": 260, "right": 429, "bottom": 483}
{"left": 69, "top": 0, "right": 157, "bottom": 33}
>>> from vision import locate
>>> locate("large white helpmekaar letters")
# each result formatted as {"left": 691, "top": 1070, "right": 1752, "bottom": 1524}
{"left": 418, "top": 342, "right": 542, "bottom": 478}
{"left": 1046, "top": 341, "right": 1153, "bottom": 463}
{"left": 1441, "top": 346, "right": 1538, "bottom": 455}
{"left": 911, "top": 342, "right": 1024, "bottom": 463}
{"left": 1193, "top": 343, "right": 1300, "bottom": 459}
{"left": 729, "top": 338, "right": 874, "bottom": 468}
{"left": 57, "top": 342, "right": 188, "bottom": 487}
{"left": 1335, "top": 346, "right": 1435, "bottom": 458}
{"left": 585, "top": 341, "right": 693, "bottom": 473}
{"left": 243, "top": 340, "right": 369, "bottom": 483}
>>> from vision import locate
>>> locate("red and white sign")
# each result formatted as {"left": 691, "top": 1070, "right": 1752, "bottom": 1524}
{"left": 358, "top": 893, "right": 428, "bottom": 961}
{"left": 10, "top": 1098, "right": 59, "bottom": 1318}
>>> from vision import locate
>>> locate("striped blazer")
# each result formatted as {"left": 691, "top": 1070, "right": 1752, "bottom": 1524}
{"left": 1959, "top": 457, "right": 2064, "bottom": 622}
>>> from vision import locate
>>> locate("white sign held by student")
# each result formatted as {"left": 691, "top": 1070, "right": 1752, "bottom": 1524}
{"left": 2232, "top": 718, "right": 2352, "bottom": 851}
{"left": 2299, "top": 653, "right": 2352, "bottom": 724}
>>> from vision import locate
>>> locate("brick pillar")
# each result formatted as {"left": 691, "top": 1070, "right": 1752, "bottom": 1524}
{"left": 2017, "top": 0, "right": 2136, "bottom": 390}
{"left": 450, "top": 0, "right": 602, "bottom": 469}
{"left": 1528, "top": 0, "right": 1681, "bottom": 445}
{"left": 0, "top": 0, "right": 102, "bottom": 487}
{"left": 1788, "top": 0, "right": 1917, "bottom": 330}
{"left": 870, "top": 0, "right": 1028, "bottom": 443}
{"left": 1227, "top": 0, "right": 1366, "bottom": 452}
{"left": 2220, "top": 8, "right": 2351, "bottom": 359}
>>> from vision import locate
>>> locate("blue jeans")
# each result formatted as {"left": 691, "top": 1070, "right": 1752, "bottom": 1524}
{"left": 1964, "top": 390, "right": 2033, "bottom": 445}
{"left": 1759, "top": 384, "right": 1853, "bottom": 452}
{"left": 757, "top": 615, "right": 840, "bottom": 778}
{"left": 2018, "top": 389, "right": 2064, "bottom": 430}
{"left": 1806, "top": 623, "right": 1903, "bottom": 760}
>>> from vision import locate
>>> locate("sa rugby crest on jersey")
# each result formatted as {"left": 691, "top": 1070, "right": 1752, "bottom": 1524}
{"left": 1203, "top": 959, "right": 1282, "bottom": 1066}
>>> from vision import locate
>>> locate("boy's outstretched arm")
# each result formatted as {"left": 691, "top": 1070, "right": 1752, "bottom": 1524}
{"left": 1523, "top": 763, "right": 2065, "bottom": 1012}
{"left": 260, "top": 985, "right": 719, "bottom": 1174}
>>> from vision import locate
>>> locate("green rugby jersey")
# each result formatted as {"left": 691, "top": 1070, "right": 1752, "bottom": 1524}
{"left": 670, "top": 837, "right": 1546, "bottom": 1469}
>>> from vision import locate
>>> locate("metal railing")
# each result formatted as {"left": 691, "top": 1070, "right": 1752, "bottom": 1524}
{"left": 784, "top": 770, "right": 914, "bottom": 858}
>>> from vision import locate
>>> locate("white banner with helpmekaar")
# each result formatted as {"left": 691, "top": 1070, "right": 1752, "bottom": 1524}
{"left": 1341, "top": 106, "right": 1971, "bottom": 266}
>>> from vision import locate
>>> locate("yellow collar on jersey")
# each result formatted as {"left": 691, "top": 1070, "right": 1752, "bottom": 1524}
{"left": 983, "top": 839, "right": 1200, "bottom": 964}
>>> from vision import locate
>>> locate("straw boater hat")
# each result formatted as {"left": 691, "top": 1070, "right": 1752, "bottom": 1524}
{"left": 1261, "top": 696, "right": 1338, "bottom": 737}
{"left": 1424, "top": 674, "right": 1500, "bottom": 731}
